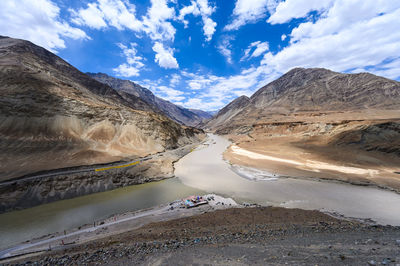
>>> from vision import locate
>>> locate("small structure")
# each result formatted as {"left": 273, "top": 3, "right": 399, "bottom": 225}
{"left": 182, "top": 195, "right": 208, "bottom": 208}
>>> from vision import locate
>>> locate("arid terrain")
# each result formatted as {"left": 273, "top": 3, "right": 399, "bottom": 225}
{"left": 6, "top": 205, "right": 400, "bottom": 265}
{"left": 0, "top": 36, "right": 204, "bottom": 211}
{"left": 206, "top": 68, "right": 400, "bottom": 192}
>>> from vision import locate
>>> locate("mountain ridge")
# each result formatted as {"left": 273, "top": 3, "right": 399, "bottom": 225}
{"left": 88, "top": 73, "right": 210, "bottom": 127}
{"left": 205, "top": 67, "right": 400, "bottom": 133}
{"left": 0, "top": 36, "right": 203, "bottom": 181}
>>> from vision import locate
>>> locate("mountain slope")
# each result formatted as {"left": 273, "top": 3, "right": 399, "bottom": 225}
{"left": 0, "top": 36, "right": 202, "bottom": 181}
{"left": 88, "top": 73, "right": 207, "bottom": 127}
{"left": 206, "top": 68, "right": 400, "bottom": 133}
{"left": 209, "top": 67, "right": 400, "bottom": 192}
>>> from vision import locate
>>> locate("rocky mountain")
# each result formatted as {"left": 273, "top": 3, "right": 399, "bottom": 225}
{"left": 205, "top": 95, "right": 249, "bottom": 130}
{"left": 0, "top": 36, "right": 203, "bottom": 181}
{"left": 215, "top": 68, "right": 400, "bottom": 192}
{"left": 205, "top": 68, "right": 400, "bottom": 133}
{"left": 88, "top": 73, "right": 207, "bottom": 127}
{"left": 188, "top": 109, "right": 213, "bottom": 120}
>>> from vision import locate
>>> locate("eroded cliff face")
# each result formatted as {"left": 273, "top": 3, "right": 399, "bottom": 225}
{"left": 0, "top": 36, "right": 203, "bottom": 182}
{"left": 0, "top": 143, "right": 198, "bottom": 213}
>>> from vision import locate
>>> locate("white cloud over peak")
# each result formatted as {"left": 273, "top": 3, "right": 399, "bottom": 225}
{"left": 262, "top": 0, "right": 400, "bottom": 80}
{"left": 152, "top": 42, "right": 179, "bottom": 69}
{"left": 225, "top": 0, "right": 277, "bottom": 31}
{"left": 71, "top": 0, "right": 142, "bottom": 31}
{"left": 0, "top": 0, "right": 89, "bottom": 51}
{"left": 113, "top": 43, "right": 145, "bottom": 77}
{"left": 178, "top": 0, "right": 217, "bottom": 41}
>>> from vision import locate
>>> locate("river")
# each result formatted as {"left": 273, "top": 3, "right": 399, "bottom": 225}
{"left": 175, "top": 134, "right": 400, "bottom": 226}
{"left": 1, "top": 133, "right": 399, "bottom": 250}
{"left": 0, "top": 179, "right": 203, "bottom": 249}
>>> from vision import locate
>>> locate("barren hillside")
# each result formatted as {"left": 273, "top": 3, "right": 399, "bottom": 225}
{"left": 0, "top": 36, "right": 203, "bottom": 181}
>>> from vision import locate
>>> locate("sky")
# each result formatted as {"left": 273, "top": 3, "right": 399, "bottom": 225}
{"left": 1, "top": 0, "right": 400, "bottom": 111}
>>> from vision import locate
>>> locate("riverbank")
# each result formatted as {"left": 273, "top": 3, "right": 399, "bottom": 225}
{"left": 223, "top": 131, "right": 400, "bottom": 194}
{"left": 6, "top": 205, "right": 400, "bottom": 265}
{"left": 175, "top": 134, "right": 400, "bottom": 226}
{"left": 0, "top": 136, "right": 205, "bottom": 213}
{"left": 0, "top": 194, "right": 237, "bottom": 262}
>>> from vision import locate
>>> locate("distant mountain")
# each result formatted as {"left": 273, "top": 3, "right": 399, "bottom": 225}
{"left": 88, "top": 73, "right": 207, "bottom": 127}
{"left": 205, "top": 68, "right": 400, "bottom": 133}
{"left": 205, "top": 95, "right": 249, "bottom": 130}
{"left": 188, "top": 109, "right": 213, "bottom": 120}
{"left": 0, "top": 36, "right": 202, "bottom": 181}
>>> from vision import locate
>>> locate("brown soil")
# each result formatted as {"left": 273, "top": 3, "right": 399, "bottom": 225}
{"left": 9, "top": 207, "right": 400, "bottom": 265}
{"left": 224, "top": 116, "right": 400, "bottom": 193}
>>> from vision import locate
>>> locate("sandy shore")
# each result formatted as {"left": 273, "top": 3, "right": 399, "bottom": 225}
{"left": 224, "top": 136, "right": 400, "bottom": 193}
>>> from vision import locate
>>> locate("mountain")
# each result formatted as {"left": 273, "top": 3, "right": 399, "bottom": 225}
{"left": 188, "top": 109, "right": 213, "bottom": 120}
{"left": 0, "top": 36, "right": 202, "bottom": 181}
{"left": 206, "top": 68, "right": 400, "bottom": 133}
{"left": 208, "top": 67, "right": 400, "bottom": 192}
{"left": 205, "top": 95, "right": 249, "bottom": 131}
{"left": 87, "top": 73, "right": 207, "bottom": 127}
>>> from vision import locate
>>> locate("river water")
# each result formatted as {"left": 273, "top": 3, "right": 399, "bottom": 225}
{"left": 175, "top": 134, "right": 400, "bottom": 226}
{"left": 0, "top": 179, "right": 203, "bottom": 249}
{"left": 1, "top": 133, "right": 400, "bottom": 250}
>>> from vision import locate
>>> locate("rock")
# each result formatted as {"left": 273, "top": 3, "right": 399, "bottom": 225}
{"left": 368, "top": 260, "right": 376, "bottom": 265}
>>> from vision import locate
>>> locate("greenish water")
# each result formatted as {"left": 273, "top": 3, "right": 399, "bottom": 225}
{"left": 0, "top": 178, "right": 203, "bottom": 249}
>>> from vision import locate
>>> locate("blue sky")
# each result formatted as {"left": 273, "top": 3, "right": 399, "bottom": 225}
{"left": 1, "top": 0, "right": 400, "bottom": 111}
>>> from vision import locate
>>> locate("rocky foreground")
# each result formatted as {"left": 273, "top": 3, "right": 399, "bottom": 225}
{"left": 8, "top": 207, "right": 400, "bottom": 265}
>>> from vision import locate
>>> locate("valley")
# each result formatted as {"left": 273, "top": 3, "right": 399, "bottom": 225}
{"left": 1, "top": 37, "right": 400, "bottom": 265}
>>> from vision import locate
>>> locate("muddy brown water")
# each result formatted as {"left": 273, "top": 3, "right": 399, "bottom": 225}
{"left": 175, "top": 134, "right": 400, "bottom": 226}
{"left": 0, "top": 179, "right": 203, "bottom": 249}
{"left": 1, "top": 133, "right": 400, "bottom": 250}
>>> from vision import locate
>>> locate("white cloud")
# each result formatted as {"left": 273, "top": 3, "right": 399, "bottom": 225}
{"left": 113, "top": 43, "right": 144, "bottom": 77}
{"left": 218, "top": 36, "right": 234, "bottom": 64}
{"left": 225, "top": 0, "right": 277, "bottom": 31}
{"left": 178, "top": 64, "right": 279, "bottom": 110}
{"left": 70, "top": 0, "right": 142, "bottom": 31}
{"left": 155, "top": 85, "right": 186, "bottom": 102}
{"left": 268, "top": 0, "right": 334, "bottom": 24}
{"left": 70, "top": 3, "right": 107, "bottom": 29}
{"left": 180, "top": 0, "right": 400, "bottom": 110}
{"left": 261, "top": 0, "right": 400, "bottom": 81}
{"left": 188, "top": 81, "right": 202, "bottom": 90}
{"left": 241, "top": 41, "right": 269, "bottom": 61}
{"left": 113, "top": 63, "right": 141, "bottom": 77}
{"left": 251, "top": 41, "right": 269, "bottom": 58}
{"left": 178, "top": 0, "right": 217, "bottom": 41}
{"left": 169, "top": 74, "right": 181, "bottom": 87}
{"left": 142, "top": 0, "right": 176, "bottom": 42}
{"left": 152, "top": 42, "right": 179, "bottom": 69}
{"left": 0, "top": 0, "right": 89, "bottom": 51}
{"left": 281, "top": 34, "right": 287, "bottom": 41}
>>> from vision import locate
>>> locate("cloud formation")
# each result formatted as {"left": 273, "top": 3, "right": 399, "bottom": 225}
{"left": 0, "top": 0, "right": 88, "bottom": 51}
{"left": 113, "top": 43, "right": 145, "bottom": 77}
{"left": 70, "top": 0, "right": 142, "bottom": 31}
{"left": 178, "top": 0, "right": 217, "bottom": 41}
{"left": 152, "top": 42, "right": 179, "bottom": 69}
{"left": 225, "top": 0, "right": 277, "bottom": 31}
